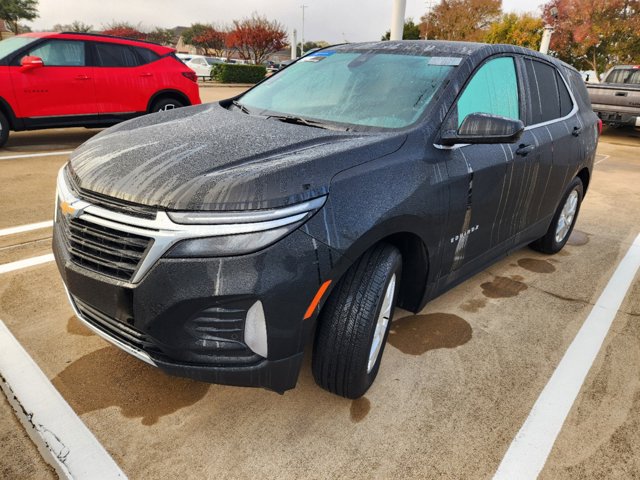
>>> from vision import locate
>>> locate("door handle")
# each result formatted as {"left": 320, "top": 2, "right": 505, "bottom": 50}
{"left": 516, "top": 144, "right": 535, "bottom": 156}
{"left": 140, "top": 73, "right": 153, "bottom": 77}
{"left": 75, "top": 75, "right": 91, "bottom": 80}
{"left": 572, "top": 126, "right": 582, "bottom": 137}
{"left": 615, "top": 91, "right": 628, "bottom": 97}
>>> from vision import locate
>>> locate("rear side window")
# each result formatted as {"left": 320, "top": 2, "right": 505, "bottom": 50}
{"left": 135, "top": 47, "right": 159, "bottom": 64}
{"left": 557, "top": 72, "right": 573, "bottom": 117}
{"left": 456, "top": 57, "right": 519, "bottom": 127}
{"left": 27, "top": 40, "right": 85, "bottom": 66}
{"left": 524, "top": 58, "right": 573, "bottom": 125}
{"left": 94, "top": 42, "right": 140, "bottom": 67}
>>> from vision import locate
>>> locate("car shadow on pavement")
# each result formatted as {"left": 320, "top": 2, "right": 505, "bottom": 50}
{"left": 2, "top": 128, "right": 102, "bottom": 153}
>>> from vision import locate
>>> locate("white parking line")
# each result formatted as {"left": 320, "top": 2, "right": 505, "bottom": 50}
{"left": 0, "top": 221, "right": 52, "bottom": 237}
{"left": 0, "top": 320, "right": 126, "bottom": 479}
{"left": 494, "top": 233, "right": 640, "bottom": 480}
{"left": 0, "top": 150, "right": 73, "bottom": 161}
{"left": 595, "top": 154, "right": 610, "bottom": 165}
{"left": 0, "top": 254, "right": 54, "bottom": 275}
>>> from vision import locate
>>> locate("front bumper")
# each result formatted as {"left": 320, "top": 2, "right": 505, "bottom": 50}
{"left": 53, "top": 211, "right": 339, "bottom": 393}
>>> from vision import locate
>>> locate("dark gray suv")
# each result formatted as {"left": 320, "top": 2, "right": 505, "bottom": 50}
{"left": 53, "top": 41, "right": 599, "bottom": 398}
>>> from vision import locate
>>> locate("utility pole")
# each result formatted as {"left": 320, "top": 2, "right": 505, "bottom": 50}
{"left": 423, "top": 0, "right": 435, "bottom": 39}
{"left": 291, "top": 29, "right": 297, "bottom": 60}
{"left": 301, "top": 5, "right": 308, "bottom": 56}
{"left": 540, "top": 7, "right": 558, "bottom": 55}
{"left": 390, "top": 0, "right": 407, "bottom": 41}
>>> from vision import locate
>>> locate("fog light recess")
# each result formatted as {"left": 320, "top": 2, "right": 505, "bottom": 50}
{"left": 245, "top": 301, "right": 268, "bottom": 358}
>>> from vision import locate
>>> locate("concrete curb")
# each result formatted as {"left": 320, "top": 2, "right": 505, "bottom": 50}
{"left": 0, "top": 320, "right": 126, "bottom": 479}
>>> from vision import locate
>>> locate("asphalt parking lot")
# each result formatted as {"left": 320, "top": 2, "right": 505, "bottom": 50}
{"left": 1, "top": 86, "right": 639, "bottom": 479}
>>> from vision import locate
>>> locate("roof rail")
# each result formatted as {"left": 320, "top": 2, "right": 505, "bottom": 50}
{"left": 59, "top": 31, "right": 163, "bottom": 47}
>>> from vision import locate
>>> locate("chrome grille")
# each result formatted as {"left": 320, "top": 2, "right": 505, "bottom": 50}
{"left": 59, "top": 213, "right": 152, "bottom": 282}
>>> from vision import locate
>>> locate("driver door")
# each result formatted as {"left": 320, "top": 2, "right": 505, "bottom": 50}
{"left": 10, "top": 39, "right": 96, "bottom": 118}
{"left": 440, "top": 56, "right": 523, "bottom": 276}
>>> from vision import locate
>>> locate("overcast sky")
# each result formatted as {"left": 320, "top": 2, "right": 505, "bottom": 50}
{"left": 31, "top": 0, "right": 546, "bottom": 44}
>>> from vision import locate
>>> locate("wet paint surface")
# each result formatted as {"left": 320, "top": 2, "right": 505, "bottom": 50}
{"left": 480, "top": 276, "right": 528, "bottom": 299}
{"left": 567, "top": 230, "right": 590, "bottom": 246}
{"left": 517, "top": 258, "right": 557, "bottom": 274}
{"left": 52, "top": 347, "right": 210, "bottom": 425}
{"left": 350, "top": 397, "right": 371, "bottom": 423}
{"left": 388, "top": 313, "right": 472, "bottom": 356}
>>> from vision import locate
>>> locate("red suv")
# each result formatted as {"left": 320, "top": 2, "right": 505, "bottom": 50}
{"left": 0, "top": 32, "right": 201, "bottom": 147}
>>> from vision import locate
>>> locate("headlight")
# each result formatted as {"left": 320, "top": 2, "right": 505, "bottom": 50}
{"left": 165, "top": 196, "right": 326, "bottom": 258}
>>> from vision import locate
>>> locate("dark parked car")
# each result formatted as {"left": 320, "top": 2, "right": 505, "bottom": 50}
{"left": 53, "top": 41, "right": 599, "bottom": 398}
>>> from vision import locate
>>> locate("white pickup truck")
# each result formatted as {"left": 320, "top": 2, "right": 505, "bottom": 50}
{"left": 587, "top": 65, "right": 640, "bottom": 127}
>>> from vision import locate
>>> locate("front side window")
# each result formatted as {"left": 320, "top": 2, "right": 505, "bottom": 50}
{"left": 239, "top": 51, "right": 457, "bottom": 129}
{"left": 26, "top": 40, "right": 85, "bottom": 66}
{"left": 94, "top": 42, "right": 139, "bottom": 67}
{"left": 456, "top": 56, "right": 519, "bottom": 127}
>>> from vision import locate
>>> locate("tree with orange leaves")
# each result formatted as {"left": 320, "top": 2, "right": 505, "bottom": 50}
{"left": 542, "top": 0, "right": 640, "bottom": 76}
{"left": 420, "top": 0, "right": 502, "bottom": 42}
{"left": 227, "top": 14, "right": 288, "bottom": 65}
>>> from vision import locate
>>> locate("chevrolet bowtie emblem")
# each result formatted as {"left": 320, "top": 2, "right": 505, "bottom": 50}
{"left": 60, "top": 201, "right": 76, "bottom": 216}
{"left": 60, "top": 200, "right": 84, "bottom": 219}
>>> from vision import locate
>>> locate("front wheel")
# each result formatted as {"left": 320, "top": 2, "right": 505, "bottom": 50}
{"left": 530, "top": 177, "right": 584, "bottom": 254}
{"left": 0, "top": 111, "right": 9, "bottom": 147}
{"left": 151, "top": 98, "right": 184, "bottom": 113}
{"left": 312, "top": 243, "right": 402, "bottom": 399}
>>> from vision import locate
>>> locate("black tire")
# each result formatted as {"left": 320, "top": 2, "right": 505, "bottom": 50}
{"left": 530, "top": 177, "right": 584, "bottom": 254}
{"left": 150, "top": 98, "right": 184, "bottom": 113}
{"left": 312, "top": 243, "right": 402, "bottom": 399}
{"left": 0, "top": 111, "right": 9, "bottom": 148}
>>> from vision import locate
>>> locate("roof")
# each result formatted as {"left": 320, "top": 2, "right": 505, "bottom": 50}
{"left": 332, "top": 40, "right": 577, "bottom": 74}
{"left": 17, "top": 32, "right": 174, "bottom": 55}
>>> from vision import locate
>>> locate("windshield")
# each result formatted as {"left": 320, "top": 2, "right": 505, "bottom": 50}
{"left": 239, "top": 50, "right": 457, "bottom": 129}
{"left": 0, "top": 36, "right": 38, "bottom": 61}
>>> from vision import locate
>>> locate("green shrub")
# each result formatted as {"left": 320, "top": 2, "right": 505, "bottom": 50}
{"left": 212, "top": 63, "right": 266, "bottom": 84}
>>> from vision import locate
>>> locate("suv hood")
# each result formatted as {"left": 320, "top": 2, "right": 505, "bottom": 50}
{"left": 68, "top": 103, "right": 406, "bottom": 211}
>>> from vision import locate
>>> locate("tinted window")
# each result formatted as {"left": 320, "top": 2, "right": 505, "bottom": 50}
{"left": 95, "top": 42, "right": 139, "bottom": 67}
{"left": 27, "top": 40, "right": 85, "bottom": 66}
{"left": 135, "top": 47, "right": 159, "bottom": 64}
{"left": 557, "top": 71, "right": 573, "bottom": 117}
{"left": 524, "top": 59, "right": 574, "bottom": 124}
{"left": 456, "top": 57, "right": 519, "bottom": 127}
{"left": 524, "top": 59, "right": 561, "bottom": 124}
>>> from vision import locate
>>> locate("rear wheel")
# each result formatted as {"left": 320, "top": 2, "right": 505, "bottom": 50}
{"left": 530, "top": 177, "right": 583, "bottom": 254}
{"left": 312, "top": 243, "right": 402, "bottom": 399}
{"left": 0, "top": 111, "right": 9, "bottom": 147}
{"left": 151, "top": 98, "right": 184, "bottom": 113}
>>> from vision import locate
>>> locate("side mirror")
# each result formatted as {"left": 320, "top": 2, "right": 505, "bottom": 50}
{"left": 20, "top": 56, "right": 44, "bottom": 70}
{"left": 441, "top": 113, "right": 525, "bottom": 145}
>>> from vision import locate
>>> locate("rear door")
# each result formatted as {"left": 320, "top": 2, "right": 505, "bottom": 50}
{"left": 90, "top": 41, "right": 150, "bottom": 114}
{"left": 513, "top": 57, "right": 579, "bottom": 241}
{"left": 10, "top": 39, "right": 96, "bottom": 117}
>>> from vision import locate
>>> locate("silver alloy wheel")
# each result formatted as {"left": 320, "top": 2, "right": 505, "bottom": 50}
{"left": 555, "top": 189, "right": 579, "bottom": 243}
{"left": 367, "top": 274, "right": 396, "bottom": 373}
{"left": 158, "top": 103, "right": 176, "bottom": 112}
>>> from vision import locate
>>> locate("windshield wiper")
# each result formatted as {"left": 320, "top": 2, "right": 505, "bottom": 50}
{"left": 232, "top": 100, "right": 251, "bottom": 115}
{"left": 267, "top": 114, "right": 341, "bottom": 130}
